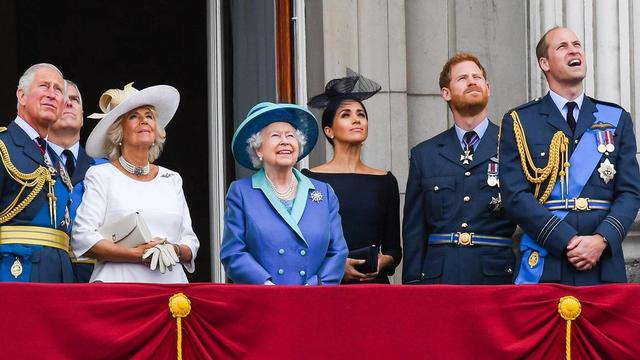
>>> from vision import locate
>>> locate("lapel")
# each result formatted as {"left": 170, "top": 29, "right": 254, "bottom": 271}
{"left": 252, "top": 168, "right": 314, "bottom": 245}
{"left": 539, "top": 93, "right": 572, "bottom": 137}
{"left": 437, "top": 127, "right": 466, "bottom": 168}
{"left": 72, "top": 146, "right": 95, "bottom": 184}
{"left": 574, "top": 96, "right": 597, "bottom": 140}
{"left": 467, "top": 121, "right": 498, "bottom": 170}
{"left": 7, "top": 121, "right": 46, "bottom": 166}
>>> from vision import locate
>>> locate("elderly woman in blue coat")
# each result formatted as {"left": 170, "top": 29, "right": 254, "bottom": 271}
{"left": 221, "top": 102, "right": 348, "bottom": 285}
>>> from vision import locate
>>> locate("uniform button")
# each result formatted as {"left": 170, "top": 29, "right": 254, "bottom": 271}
{"left": 574, "top": 139, "right": 579, "bottom": 144}
{"left": 300, "top": 250, "right": 306, "bottom": 256}
{"left": 461, "top": 222, "right": 468, "bottom": 228}
{"left": 421, "top": 273, "right": 425, "bottom": 278}
{"left": 278, "top": 269, "right": 284, "bottom": 275}
{"left": 463, "top": 196, "right": 470, "bottom": 202}
{"left": 278, "top": 249, "right": 285, "bottom": 255}
{"left": 507, "top": 268, "right": 513, "bottom": 274}
{"left": 433, "top": 186, "right": 439, "bottom": 191}
{"left": 299, "top": 270, "right": 306, "bottom": 276}
{"left": 540, "top": 152, "right": 546, "bottom": 157}
{"left": 464, "top": 171, "right": 471, "bottom": 177}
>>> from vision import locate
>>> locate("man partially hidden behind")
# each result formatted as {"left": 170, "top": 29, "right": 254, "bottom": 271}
{"left": 403, "top": 53, "right": 516, "bottom": 284}
{"left": 0, "top": 63, "right": 75, "bottom": 282}
{"left": 48, "top": 80, "right": 96, "bottom": 282}
{"left": 499, "top": 27, "right": 640, "bottom": 285}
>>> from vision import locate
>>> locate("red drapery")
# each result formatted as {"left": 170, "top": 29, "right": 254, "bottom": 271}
{"left": 1, "top": 283, "right": 639, "bottom": 359}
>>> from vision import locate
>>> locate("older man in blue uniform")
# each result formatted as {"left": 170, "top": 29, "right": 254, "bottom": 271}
{"left": 0, "top": 63, "right": 75, "bottom": 282}
{"left": 403, "top": 53, "right": 516, "bottom": 284}
{"left": 48, "top": 80, "right": 96, "bottom": 282}
{"left": 499, "top": 27, "right": 640, "bottom": 285}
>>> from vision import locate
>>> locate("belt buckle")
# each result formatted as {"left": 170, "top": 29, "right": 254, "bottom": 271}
{"left": 574, "top": 197, "right": 590, "bottom": 211}
{"left": 457, "top": 232, "right": 474, "bottom": 246}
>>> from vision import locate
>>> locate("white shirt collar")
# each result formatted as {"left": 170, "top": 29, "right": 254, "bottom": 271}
{"left": 47, "top": 140, "right": 79, "bottom": 159}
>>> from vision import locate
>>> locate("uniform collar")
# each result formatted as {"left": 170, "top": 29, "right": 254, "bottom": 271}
{"left": 14, "top": 116, "right": 41, "bottom": 141}
{"left": 548, "top": 89, "right": 584, "bottom": 115}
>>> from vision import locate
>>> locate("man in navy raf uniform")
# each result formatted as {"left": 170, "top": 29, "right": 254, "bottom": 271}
{"left": 0, "top": 63, "right": 75, "bottom": 282}
{"left": 499, "top": 27, "right": 640, "bottom": 285}
{"left": 47, "top": 80, "right": 96, "bottom": 282}
{"left": 403, "top": 53, "right": 516, "bottom": 284}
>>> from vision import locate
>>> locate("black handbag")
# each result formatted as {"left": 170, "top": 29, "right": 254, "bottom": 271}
{"left": 348, "top": 245, "right": 379, "bottom": 274}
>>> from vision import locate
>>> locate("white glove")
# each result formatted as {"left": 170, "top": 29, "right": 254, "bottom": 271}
{"left": 142, "top": 243, "right": 180, "bottom": 273}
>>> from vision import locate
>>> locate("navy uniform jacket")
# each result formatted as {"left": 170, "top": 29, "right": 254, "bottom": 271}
{"left": 499, "top": 94, "right": 640, "bottom": 285}
{"left": 67, "top": 146, "right": 95, "bottom": 282}
{"left": 221, "top": 169, "right": 348, "bottom": 285}
{"left": 0, "top": 121, "right": 74, "bottom": 282}
{"left": 403, "top": 122, "right": 516, "bottom": 284}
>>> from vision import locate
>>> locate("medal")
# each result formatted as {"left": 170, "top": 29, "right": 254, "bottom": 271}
{"left": 490, "top": 193, "right": 502, "bottom": 212}
{"left": 595, "top": 130, "right": 607, "bottom": 153}
{"left": 597, "top": 158, "right": 616, "bottom": 184}
{"left": 604, "top": 130, "right": 615, "bottom": 153}
{"left": 10, "top": 257, "right": 23, "bottom": 278}
{"left": 487, "top": 162, "right": 499, "bottom": 187}
{"left": 460, "top": 150, "right": 473, "bottom": 165}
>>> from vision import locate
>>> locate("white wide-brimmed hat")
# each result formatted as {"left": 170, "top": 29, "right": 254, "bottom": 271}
{"left": 85, "top": 82, "right": 180, "bottom": 157}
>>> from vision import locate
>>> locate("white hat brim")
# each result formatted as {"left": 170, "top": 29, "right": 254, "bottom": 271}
{"left": 85, "top": 85, "right": 180, "bottom": 158}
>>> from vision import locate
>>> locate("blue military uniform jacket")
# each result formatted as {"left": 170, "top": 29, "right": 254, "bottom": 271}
{"left": 499, "top": 93, "right": 640, "bottom": 285}
{"left": 67, "top": 146, "right": 96, "bottom": 282}
{"left": 221, "top": 168, "right": 348, "bottom": 285}
{"left": 402, "top": 122, "right": 516, "bottom": 284}
{"left": 0, "top": 121, "right": 74, "bottom": 282}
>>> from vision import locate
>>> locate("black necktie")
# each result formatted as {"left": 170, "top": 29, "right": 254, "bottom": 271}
{"left": 566, "top": 101, "right": 577, "bottom": 133}
{"left": 463, "top": 131, "right": 478, "bottom": 155}
{"left": 63, "top": 149, "right": 75, "bottom": 177}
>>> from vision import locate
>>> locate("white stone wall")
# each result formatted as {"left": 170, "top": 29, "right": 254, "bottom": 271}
{"left": 308, "top": 0, "right": 640, "bottom": 282}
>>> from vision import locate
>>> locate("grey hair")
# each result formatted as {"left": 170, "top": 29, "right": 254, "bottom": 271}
{"left": 65, "top": 79, "right": 83, "bottom": 107}
{"left": 103, "top": 106, "right": 167, "bottom": 163}
{"left": 16, "top": 63, "right": 65, "bottom": 108}
{"left": 246, "top": 127, "right": 307, "bottom": 169}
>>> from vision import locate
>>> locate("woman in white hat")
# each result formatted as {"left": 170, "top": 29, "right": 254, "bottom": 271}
{"left": 71, "top": 83, "right": 199, "bottom": 283}
{"left": 220, "top": 102, "right": 348, "bottom": 285}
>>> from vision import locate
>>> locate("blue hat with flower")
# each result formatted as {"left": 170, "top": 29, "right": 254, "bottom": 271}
{"left": 231, "top": 102, "right": 319, "bottom": 170}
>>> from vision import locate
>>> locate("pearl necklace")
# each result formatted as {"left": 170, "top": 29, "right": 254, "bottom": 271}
{"left": 119, "top": 156, "right": 150, "bottom": 176}
{"left": 266, "top": 173, "right": 297, "bottom": 199}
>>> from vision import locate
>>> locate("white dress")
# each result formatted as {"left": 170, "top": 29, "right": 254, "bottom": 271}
{"left": 72, "top": 163, "right": 200, "bottom": 283}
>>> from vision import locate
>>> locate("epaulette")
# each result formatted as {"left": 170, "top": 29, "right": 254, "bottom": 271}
{"left": 0, "top": 127, "right": 7, "bottom": 133}
{"left": 506, "top": 97, "right": 543, "bottom": 114}
{"left": 587, "top": 96, "right": 625, "bottom": 111}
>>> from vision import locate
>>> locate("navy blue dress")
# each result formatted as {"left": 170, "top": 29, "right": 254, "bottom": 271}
{"left": 302, "top": 170, "right": 402, "bottom": 284}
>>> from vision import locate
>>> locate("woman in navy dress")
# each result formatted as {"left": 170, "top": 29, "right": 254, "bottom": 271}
{"left": 303, "top": 72, "right": 402, "bottom": 284}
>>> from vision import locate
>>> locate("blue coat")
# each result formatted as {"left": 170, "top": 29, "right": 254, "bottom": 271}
{"left": 221, "top": 169, "right": 348, "bottom": 285}
{"left": 499, "top": 94, "right": 640, "bottom": 285}
{"left": 0, "top": 121, "right": 74, "bottom": 282}
{"left": 403, "top": 122, "right": 516, "bottom": 284}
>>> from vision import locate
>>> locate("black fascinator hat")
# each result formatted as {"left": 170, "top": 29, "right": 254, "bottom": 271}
{"left": 307, "top": 68, "right": 382, "bottom": 109}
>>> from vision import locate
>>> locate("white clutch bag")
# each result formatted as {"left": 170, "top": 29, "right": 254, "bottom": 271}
{"left": 98, "top": 212, "right": 152, "bottom": 248}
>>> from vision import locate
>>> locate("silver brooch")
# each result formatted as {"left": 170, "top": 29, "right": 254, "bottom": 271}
{"left": 161, "top": 173, "right": 175, "bottom": 178}
{"left": 310, "top": 190, "right": 324, "bottom": 202}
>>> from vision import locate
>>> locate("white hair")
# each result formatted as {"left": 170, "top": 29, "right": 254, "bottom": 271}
{"left": 246, "top": 128, "right": 307, "bottom": 168}
{"left": 16, "top": 63, "right": 65, "bottom": 108}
